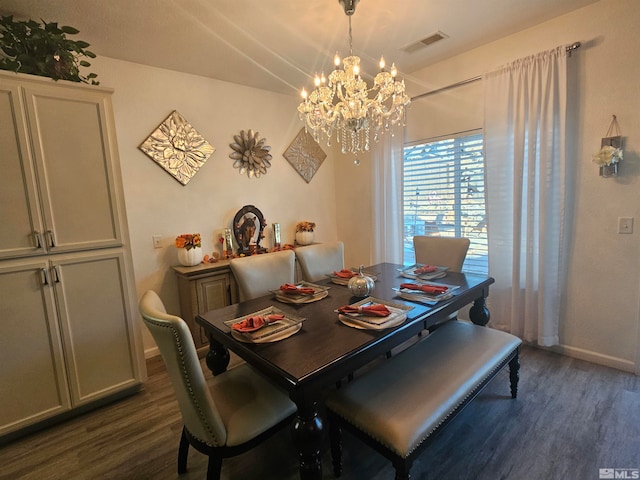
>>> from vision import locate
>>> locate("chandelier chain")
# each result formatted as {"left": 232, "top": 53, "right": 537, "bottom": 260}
{"left": 348, "top": 16, "right": 353, "bottom": 56}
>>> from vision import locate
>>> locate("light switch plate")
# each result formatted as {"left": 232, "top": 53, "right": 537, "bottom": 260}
{"left": 152, "top": 235, "right": 162, "bottom": 248}
{"left": 617, "top": 217, "right": 633, "bottom": 234}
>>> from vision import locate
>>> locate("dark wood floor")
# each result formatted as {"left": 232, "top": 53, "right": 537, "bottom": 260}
{"left": 1, "top": 345, "right": 639, "bottom": 480}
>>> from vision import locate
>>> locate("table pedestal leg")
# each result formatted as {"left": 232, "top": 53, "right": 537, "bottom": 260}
{"left": 469, "top": 295, "right": 490, "bottom": 326}
{"left": 291, "top": 399, "right": 324, "bottom": 480}
{"left": 205, "top": 334, "right": 230, "bottom": 375}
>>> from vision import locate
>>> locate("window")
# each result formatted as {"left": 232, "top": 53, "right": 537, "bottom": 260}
{"left": 403, "top": 132, "right": 488, "bottom": 275}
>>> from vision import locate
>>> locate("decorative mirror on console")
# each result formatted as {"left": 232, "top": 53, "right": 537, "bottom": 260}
{"left": 233, "top": 205, "right": 266, "bottom": 255}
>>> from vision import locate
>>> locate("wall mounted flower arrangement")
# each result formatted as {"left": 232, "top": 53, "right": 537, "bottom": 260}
{"left": 139, "top": 110, "right": 215, "bottom": 185}
{"left": 593, "top": 115, "right": 623, "bottom": 178}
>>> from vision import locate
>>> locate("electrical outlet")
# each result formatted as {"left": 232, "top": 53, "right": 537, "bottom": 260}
{"left": 617, "top": 217, "right": 633, "bottom": 234}
{"left": 152, "top": 235, "right": 162, "bottom": 248}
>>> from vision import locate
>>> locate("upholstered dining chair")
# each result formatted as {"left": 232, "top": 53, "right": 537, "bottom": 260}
{"left": 138, "top": 290, "right": 297, "bottom": 480}
{"left": 408, "top": 236, "right": 471, "bottom": 340}
{"left": 295, "top": 241, "right": 345, "bottom": 282}
{"left": 230, "top": 249, "right": 296, "bottom": 301}
{"left": 413, "top": 236, "right": 470, "bottom": 272}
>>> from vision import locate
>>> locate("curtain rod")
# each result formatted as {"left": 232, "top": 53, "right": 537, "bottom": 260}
{"left": 411, "top": 42, "right": 581, "bottom": 101}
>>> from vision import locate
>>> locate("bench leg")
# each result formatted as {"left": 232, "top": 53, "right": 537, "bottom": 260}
{"left": 329, "top": 420, "right": 343, "bottom": 477}
{"left": 392, "top": 459, "right": 412, "bottom": 480}
{"left": 508, "top": 349, "right": 520, "bottom": 398}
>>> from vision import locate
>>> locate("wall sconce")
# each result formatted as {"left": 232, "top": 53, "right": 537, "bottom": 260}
{"left": 592, "top": 115, "right": 623, "bottom": 177}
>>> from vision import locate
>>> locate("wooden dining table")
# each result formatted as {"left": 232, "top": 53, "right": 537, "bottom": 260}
{"left": 196, "top": 262, "right": 494, "bottom": 480}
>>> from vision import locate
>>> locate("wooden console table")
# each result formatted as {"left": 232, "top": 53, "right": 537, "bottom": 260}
{"left": 173, "top": 260, "right": 239, "bottom": 349}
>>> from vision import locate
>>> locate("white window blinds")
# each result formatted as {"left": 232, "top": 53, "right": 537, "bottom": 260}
{"left": 403, "top": 133, "right": 487, "bottom": 275}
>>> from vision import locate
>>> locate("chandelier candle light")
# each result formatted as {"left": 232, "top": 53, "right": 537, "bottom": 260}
{"left": 298, "top": 0, "right": 410, "bottom": 154}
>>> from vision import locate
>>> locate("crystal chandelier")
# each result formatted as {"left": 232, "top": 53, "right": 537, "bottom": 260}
{"left": 297, "top": 0, "right": 410, "bottom": 154}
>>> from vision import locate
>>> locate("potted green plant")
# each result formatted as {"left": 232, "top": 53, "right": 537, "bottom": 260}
{"left": 0, "top": 15, "right": 99, "bottom": 84}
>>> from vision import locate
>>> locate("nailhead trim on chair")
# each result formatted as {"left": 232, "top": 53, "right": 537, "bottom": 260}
{"left": 146, "top": 317, "right": 221, "bottom": 447}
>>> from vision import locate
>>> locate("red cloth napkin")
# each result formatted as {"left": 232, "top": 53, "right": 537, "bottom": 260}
{"left": 414, "top": 265, "right": 438, "bottom": 274}
{"left": 279, "top": 283, "right": 315, "bottom": 295}
{"left": 232, "top": 314, "right": 285, "bottom": 332}
{"left": 337, "top": 304, "right": 391, "bottom": 317}
{"left": 333, "top": 269, "right": 358, "bottom": 278}
{"left": 400, "top": 283, "right": 448, "bottom": 295}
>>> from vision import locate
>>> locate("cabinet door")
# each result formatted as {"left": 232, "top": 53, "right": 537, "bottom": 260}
{"left": 22, "top": 83, "right": 123, "bottom": 253}
{"left": 52, "top": 250, "right": 141, "bottom": 405}
{"left": 194, "top": 274, "right": 234, "bottom": 347}
{"left": 0, "top": 259, "right": 71, "bottom": 436}
{"left": 0, "top": 79, "right": 46, "bottom": 259}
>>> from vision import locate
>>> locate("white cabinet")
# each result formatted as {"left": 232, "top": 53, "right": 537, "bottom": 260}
{"left": 0, "top": 73, "right": 123, "bottom": 259}
{"left": 0, "top": 71, "right": 145, "bottom": 438}
{"left": 0, "top": 259, "right": 71, "bottom": 434}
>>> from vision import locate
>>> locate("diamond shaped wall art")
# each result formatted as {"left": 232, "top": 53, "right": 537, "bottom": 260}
{"left": 283, "top": 128, "right": 326, "bottom": 183}
{"left": 139, "top": 110, "right": 215, "bottom": 185}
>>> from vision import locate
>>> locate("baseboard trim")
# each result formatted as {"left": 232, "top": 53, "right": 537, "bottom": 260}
{"left": 144, "top": 346, "right": 159, "bottom": 359}
{"left": 550, "top": 344, "right": 637, "bottom": 374}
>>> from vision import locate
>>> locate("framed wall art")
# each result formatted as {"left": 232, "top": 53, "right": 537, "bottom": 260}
{"left": 139, "top": 110, "right": 215, "bottom": 185}
{"left": 283, "top": 128, "right": 326, "bottom": 183}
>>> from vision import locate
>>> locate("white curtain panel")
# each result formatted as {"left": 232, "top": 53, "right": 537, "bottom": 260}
{"left": 483, "top": 46, "right": 568, "bottom": 347}
{"left": 371, "top": 125, "right": 404, "bottom": 265}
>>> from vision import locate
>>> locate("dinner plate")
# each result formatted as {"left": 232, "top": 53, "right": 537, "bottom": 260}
{"left": 232, "top": 323, "right": 302, "bottom": 343}
{"left": 336, "top": 297, "right": 413, "bottom": 330}
{"left": 338, "top": 312, "right": 407, "bottom": 330}
{"left": 326, "top": 269, "right": 379, "bottom": 286}
{"left": 394, "top": 290, "right": 454, "bottom": 304}
{"left": 276, "top": 290, "right": 328, "bottom": 304}
{"left": 398, "top": 264, "right": 448, "bottom": 281}
{"left": 393, "top": 282, "right": 458, "bottom": 304}
{"left": 271, "top": 281, "right": 329, "bottom": 304}
{"left": 225, "top": 306, "right": 305, "bottom": 343}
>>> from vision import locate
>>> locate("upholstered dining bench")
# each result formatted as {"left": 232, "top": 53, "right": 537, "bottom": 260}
{"left": 325, "top": 320, "right": 522, "bottom": 480}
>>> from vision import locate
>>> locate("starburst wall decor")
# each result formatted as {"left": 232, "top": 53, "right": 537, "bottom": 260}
{"left": 139, "top": 110, "right": 215, "bottom": 185}
{"left": 229, "top": 129, "right": 272, "bottom": 178}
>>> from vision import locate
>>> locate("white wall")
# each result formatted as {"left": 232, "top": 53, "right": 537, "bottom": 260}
{"left": 335, "top": 0, "right": 640, "bottom": 372}
{"left": 81, "top": 0, "right": 640, "bottom": 372}
{"left": 90, "top": 58, "right": 339, "bottom": 355}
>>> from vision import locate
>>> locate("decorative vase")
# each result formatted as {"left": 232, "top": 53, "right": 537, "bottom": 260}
{"left": 177, "top": 246, "right": 203, "bottom": 266}
{"left": 295, "top": 231, "right": 314, "bottom": 246}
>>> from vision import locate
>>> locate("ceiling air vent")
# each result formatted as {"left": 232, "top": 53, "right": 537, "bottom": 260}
{"left": 403, "top": 31, "right": 448, "bottom": 53}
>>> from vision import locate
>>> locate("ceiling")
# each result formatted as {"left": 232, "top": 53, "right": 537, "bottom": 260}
{"left": 0, "top": 0, "right": 597, "bottom": 96}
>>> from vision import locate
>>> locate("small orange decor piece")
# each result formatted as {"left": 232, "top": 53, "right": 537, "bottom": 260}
{"left": 296, "top": 221, "right": 315, "bottom": 232}
{"left": 175, "top": 233, "right": 201, "bottom": 250}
